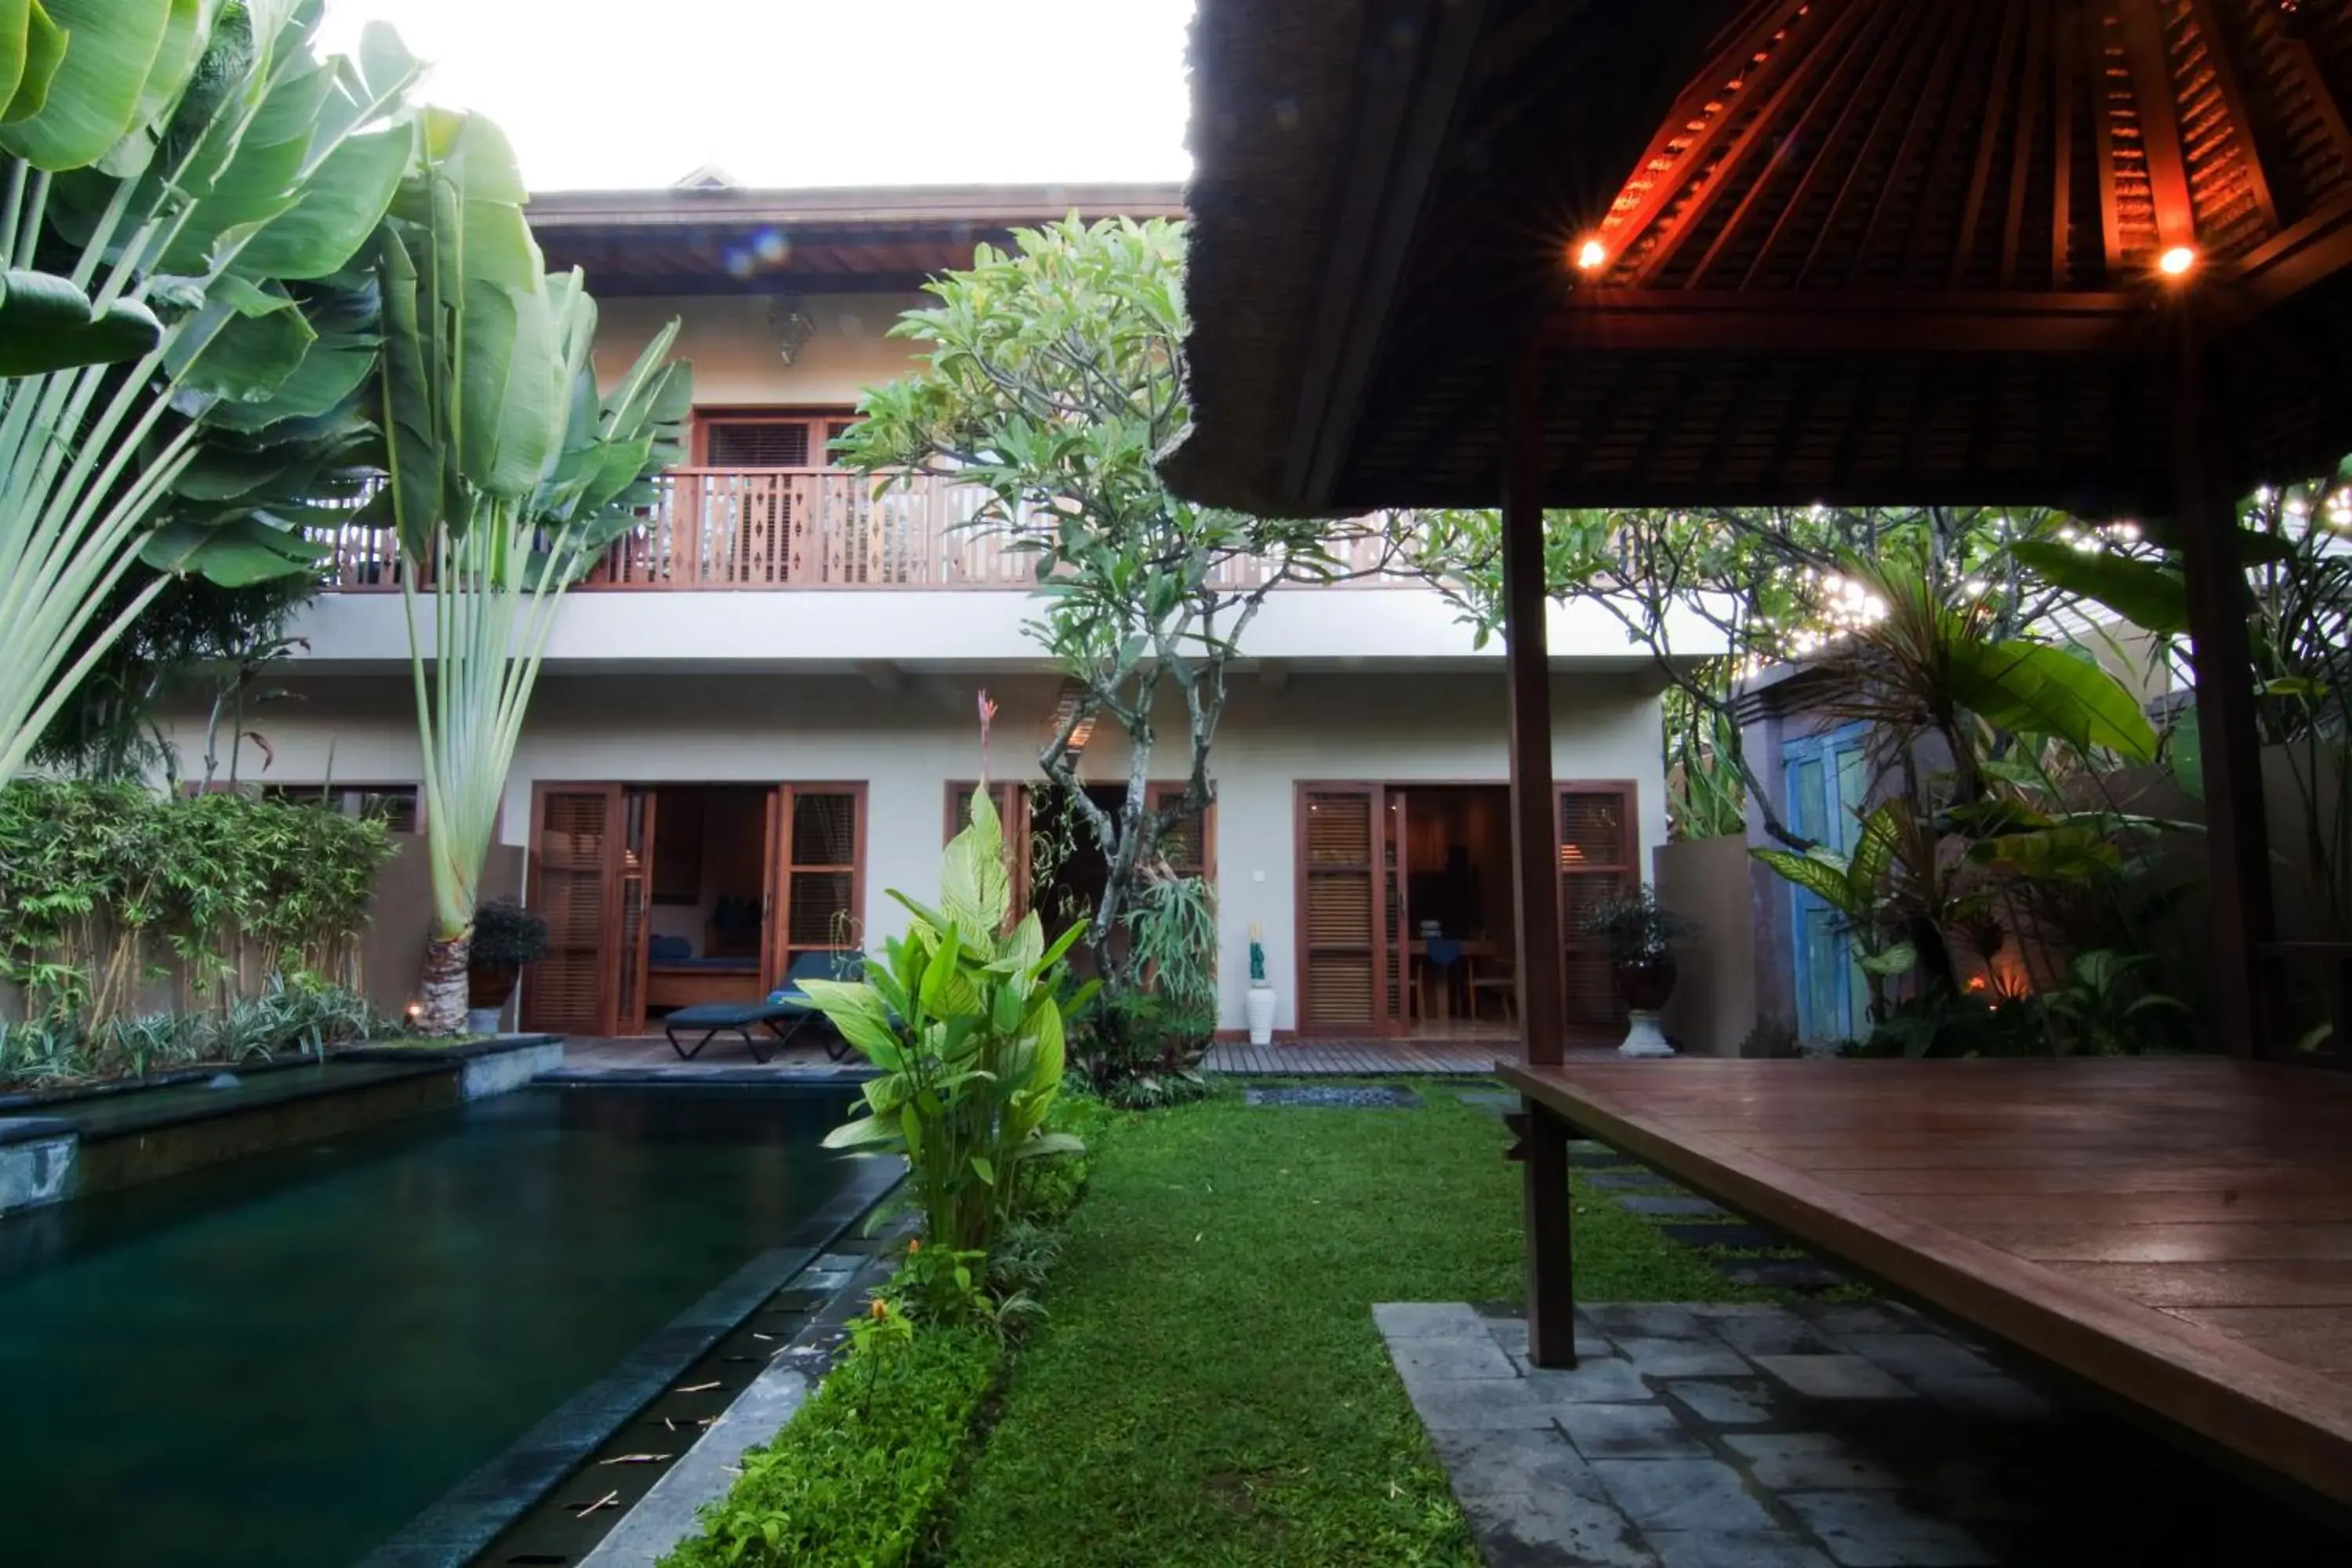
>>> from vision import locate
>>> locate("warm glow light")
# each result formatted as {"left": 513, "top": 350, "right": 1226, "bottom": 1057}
{"left": 1574, "top": 238, "right": 1607, "bottom": 272}
{"left": 2158, "top": 245, "right": 2198, "bottom": 278}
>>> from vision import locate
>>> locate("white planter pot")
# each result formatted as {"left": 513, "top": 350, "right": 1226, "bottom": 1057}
{"left": 1617, "top": 1009, "right": 1675, "bottom": 1058}
{"left": 466, "top": 1007, "right": 505, "bottom": 1037}
{"left": 1244, "top": 985, "right": 1277, "bottom": 1046}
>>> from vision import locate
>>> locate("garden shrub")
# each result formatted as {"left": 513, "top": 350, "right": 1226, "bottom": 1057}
{"left": 659, "top": 1324, "right": 1000, "bottom": 1568}
{"left": 0, "top": 779, "right": 396, "bottom": 1038}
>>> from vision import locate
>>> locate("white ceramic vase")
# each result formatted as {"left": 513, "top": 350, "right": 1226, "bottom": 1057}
{"left": 1617, "top": 1009, "right": 1675, "bottom": 1058}
{"left": 1244, "top": 985, "right": 1277, "bottom": 1045}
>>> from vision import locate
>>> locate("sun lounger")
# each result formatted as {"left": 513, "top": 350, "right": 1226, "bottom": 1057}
{"left": 660, "top": 950, "right": 865, "bottom": 1062}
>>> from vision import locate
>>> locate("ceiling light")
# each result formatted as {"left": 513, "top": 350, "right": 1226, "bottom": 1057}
{"left": 1573, "top": 238, "right": 1607, "bottom": 273}
{"left": 2158, "top": 245, "right": 2198, "bottom": 278}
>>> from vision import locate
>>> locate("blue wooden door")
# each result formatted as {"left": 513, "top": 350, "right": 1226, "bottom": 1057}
{"left": 1784, "top": 724, "right": 1870, "bottom": 1043}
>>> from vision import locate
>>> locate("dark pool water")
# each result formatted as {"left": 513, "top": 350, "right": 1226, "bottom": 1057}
{"left": 0, "top": 1083, "right": 858, "bottom": 1567}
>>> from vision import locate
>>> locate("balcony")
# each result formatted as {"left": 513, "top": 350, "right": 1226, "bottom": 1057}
{"left": 311, "top": 469, "right": 1413, "bottom": 592}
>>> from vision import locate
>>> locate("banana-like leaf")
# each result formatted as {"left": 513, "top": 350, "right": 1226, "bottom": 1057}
{"left": 139, "top": 514, "right": 327, "bottom": 585}
{"left": 1751, "top": 846, "right": 1855, "bottom": 911}
{"left": 238, "top": 124, "right": 415, "bottom": 281}
{"left": 100, "top": 0, "right": 211, "bottom": 177}
{"left": 0, "top": 267, "right": 162, "bottom": 371}
{"left": 1945, "top": 638, "right": 2160, "bottom": 764}
{"left": 2008, "top": 543, "right": 2188, "bottom": 636}
{"left": 169, "top": 280, "right": 318, "bottom": 401}
{"left": 0, "top": 0, "right": 170, "bottom": 169}
{"left": 1858, "top": 941, "right": 1918, "bottom": 977}
{"left": 1, "top": 0, "right": 67, "bottom": 125}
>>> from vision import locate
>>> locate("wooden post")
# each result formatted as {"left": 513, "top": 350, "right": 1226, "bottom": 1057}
{"left": 1520, "top": 1097, "right": 1577, "bottom": 1367}
{"left": 2174, "top": 343, "right": 2274, "bottom": 1059}
{"left": 1502, "top": 345, "right": 1566, "bottom": 1065}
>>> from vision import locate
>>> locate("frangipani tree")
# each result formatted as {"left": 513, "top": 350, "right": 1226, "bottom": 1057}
{"left": 0, "top": 0, "right": 424, "bottom": 785}
{"left": 841, "top": 217, "right": 1386, "bottom": 1007}
{"left": 368, "top": 111, "right": 689, "bottom": 1033}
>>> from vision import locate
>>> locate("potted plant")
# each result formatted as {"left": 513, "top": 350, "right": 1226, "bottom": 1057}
{"left": 466, "top": 900, "right": 548, "bottom": 1036}
{"left": 1244, "top": 923, "right": 1276, "bottom": 1045}
{"left": 1584, "top": 885, "right": 1694, "bottom": 1058}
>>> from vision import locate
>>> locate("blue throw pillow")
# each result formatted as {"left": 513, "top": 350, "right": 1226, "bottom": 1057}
{"left": 648, "top": 933, "right": 691, "bottom": 963}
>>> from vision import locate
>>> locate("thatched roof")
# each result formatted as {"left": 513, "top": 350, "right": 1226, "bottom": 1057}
{"left": 1165, "top": 0, "right": 2352, "bottom": 519}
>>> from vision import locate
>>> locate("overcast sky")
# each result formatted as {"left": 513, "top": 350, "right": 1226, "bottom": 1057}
{"left": 315, "top": 0, "right": 1196, "bottom": 191}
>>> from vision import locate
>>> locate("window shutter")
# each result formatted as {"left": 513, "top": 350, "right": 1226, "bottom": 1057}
{"left": 525, "top": 787, "right": 620, "bottom": 1033}
{"left": 1559, "top": 786, "right": 1635, "bottom": 1029}
{"left": 1301, "top": 788, "right": 1380, "bottom": 1032}
{"left": 705, "top": 420, "right": 811, "bottom": 468}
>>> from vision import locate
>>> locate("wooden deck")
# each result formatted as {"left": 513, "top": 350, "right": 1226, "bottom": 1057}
{"left": 1501, "top": 1057, "right": 2352, "bottom": 1508}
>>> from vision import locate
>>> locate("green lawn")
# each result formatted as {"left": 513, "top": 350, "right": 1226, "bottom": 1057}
{"left": 934, "top": 1082, "right": 1755, "bottom": 1567}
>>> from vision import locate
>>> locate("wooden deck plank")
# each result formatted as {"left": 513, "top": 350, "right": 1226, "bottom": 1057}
{"left": 1499, "top": 1057, "right": 2352, "bottom": 1508}
{"left": 2053, "top": 1261, "right": 2352, "bottom": 1308}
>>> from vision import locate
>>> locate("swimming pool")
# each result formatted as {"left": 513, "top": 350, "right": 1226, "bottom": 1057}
{"left": 0, "top": 1082, "right": 871, "bottom": 1567}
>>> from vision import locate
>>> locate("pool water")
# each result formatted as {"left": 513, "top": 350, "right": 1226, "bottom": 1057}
{"left": 0, "top": 1083, "right": 860, "bottom": 1567}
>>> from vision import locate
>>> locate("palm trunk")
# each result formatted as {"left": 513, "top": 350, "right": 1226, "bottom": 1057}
{"left": 417, "top": 931, "right": 471, "bottom": 1035}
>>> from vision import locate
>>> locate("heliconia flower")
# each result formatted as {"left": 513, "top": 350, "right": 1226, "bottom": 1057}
{"left": 907, "top": 1238, "right": 922, "bottom": 1254}
{"left": 869, "top": 1298, "right": 891, "bottom": 1321}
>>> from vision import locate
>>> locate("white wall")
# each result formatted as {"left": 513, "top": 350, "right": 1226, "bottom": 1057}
{"left": 153, "top": 667, "right": 1667, "bottom": 1032}
{"left": 289, "top": 584, "right": 1718, "bottom": 672}
{"left": 593, "top": 291, "right": 929, "bottom": 407}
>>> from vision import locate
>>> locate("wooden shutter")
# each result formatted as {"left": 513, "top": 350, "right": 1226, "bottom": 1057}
{"left": 1299, "top": 786, "right": 1382, "bottom": 1033}
{"left": 615, "top": 789, "right": 657, "bottom": 1036}
{"left": 524, "top": 785, "right": 623, "bottom": 1034}
{"left": 704, "top": 419, "right": 811, "bottom": 467}
{"left": 1558, "top": 785, "right": 1637, "bottom": 1030}
{"left": 767, "top": 785, "right": 866, "bottom": 978}
{"left": 1148, "top": 783, "right": 1213, "bottom": 881}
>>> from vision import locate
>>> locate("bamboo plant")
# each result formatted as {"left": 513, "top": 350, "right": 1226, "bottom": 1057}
{"left": 0, "top": 0, "right": 425, "bottom": 786}
{"left": 368, "top": 111, "right": 689, "bottom": 1033}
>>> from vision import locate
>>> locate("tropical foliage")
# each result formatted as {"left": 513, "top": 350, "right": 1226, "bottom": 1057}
{"left": 0, "top": 779, "right": 394, "bottom": 1050}
{"left": 0, "top": 0, "right": 424, "bottom": 786}
{"left": 839, "top": 217, "right": 1385, "bottom": 1004}
{"left": 798, "top": 786, "right": 1093, "bottom": 1256}
{"left": 366, "top": 111, "right": 690, "bottom": 1032}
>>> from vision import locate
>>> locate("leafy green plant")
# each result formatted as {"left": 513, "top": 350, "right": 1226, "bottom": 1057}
{"left": 0, "top": 779, "right": 393, "bottom": 1044}
{"left": 2040, "top": 949, "right": 2188, "bottom": 1057}
{"left": 368, "top": 111, "right": 691, "bottom": 1032}
{"left": 1581, "top": 884, "right": 1694, "bottom": 964}
{"left": 1127, "top": 871, "right": 1217, "bottom": 1013}
{"left": 798, "top": 786, "right": 1093, "bottom": 1256}
{"left": 466, "top": 897, "right": 547, "bottom": 985}
{"left": 0, "top": 3, "right": 426, "bottom": 788}
{"left": 657, "top": 1319, "right": 1000, "bottom": 1568}
{"left": 1752, "top": 800, "right": 1923, "bottom": 1007}
{"left": 1068, "top": 989, "right": 1213, "bottom": 1109}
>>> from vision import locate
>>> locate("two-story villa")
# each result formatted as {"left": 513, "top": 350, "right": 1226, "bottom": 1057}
{"left": 164, "top": 180, "right": 1708, "bottom": 1046}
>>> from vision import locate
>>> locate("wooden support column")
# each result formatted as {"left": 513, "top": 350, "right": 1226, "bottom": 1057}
{"left": 2174, "top": 342, "right": 2274, "bottom": 1058}
{"left": 1518, "top": 1099, "right": 1577, "bottom": 1367}
{"left": 1503, "top": 345, "right": 1566, "bottom": 1065}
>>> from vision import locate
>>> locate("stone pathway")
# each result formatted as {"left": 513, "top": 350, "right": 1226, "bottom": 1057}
{"left": 1378, "top": 1300, "right": 2350, "bottom": 1566}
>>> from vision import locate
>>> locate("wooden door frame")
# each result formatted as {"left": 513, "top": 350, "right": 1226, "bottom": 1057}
{"left": 1290, "top": 778, "right": 1641, "bottom": 1040}
{"left": 618, "top": 787, "right": 659, "bottom": 1037}
{"left": 1294, "top": 782, "right": 1387, "bottom": 1037}
{"left": 764, "top": 782, "right": 870, "bottom": 985}
{"left": 1556, "top": 778, "right": 1643, "bottom": 1036}
{"left": 524, "top": 780, "right": 626, "bottom": 1036}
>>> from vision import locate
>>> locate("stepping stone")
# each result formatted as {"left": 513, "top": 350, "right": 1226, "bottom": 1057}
{"left": 1752, "top": 1354, "right": 1915, "bottom": 1401}
{"left": 1717, "top": 1260, "right": 1849, "bottom": 1291}
{"left": 1455, "top": 1091, "right": 1518, "bottom": 1115}
{"left": 1586, "top": 1170, "right": 1680, "bottom": 1190}
{"left": 1778, "top": 1490, "right": 1996, "bottom": 1566}
{"left": 1245, "top": 1085, "right": 1421, "bottom": 1108}
{"left": 1617, "top": 1195, "right": 1729, "bottom": 1218}
{"left": 1661, "top": 1222, "right": 1783, "bottom": 1250}
{"left": 1572, "top": 1149, "right": 1640, "bottom": 1169}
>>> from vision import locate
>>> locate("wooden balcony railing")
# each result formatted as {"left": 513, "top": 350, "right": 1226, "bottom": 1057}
{"left": 309, "top": 469, "right": 1417, "bottom": 592}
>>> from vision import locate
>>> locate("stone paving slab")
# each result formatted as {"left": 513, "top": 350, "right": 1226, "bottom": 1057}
{"left": 1617, "top": 1195, "right": 1733, "bottom": 1218}
{"left": 1378, "top": 1301, "right": 2352, "bottom": 1566}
